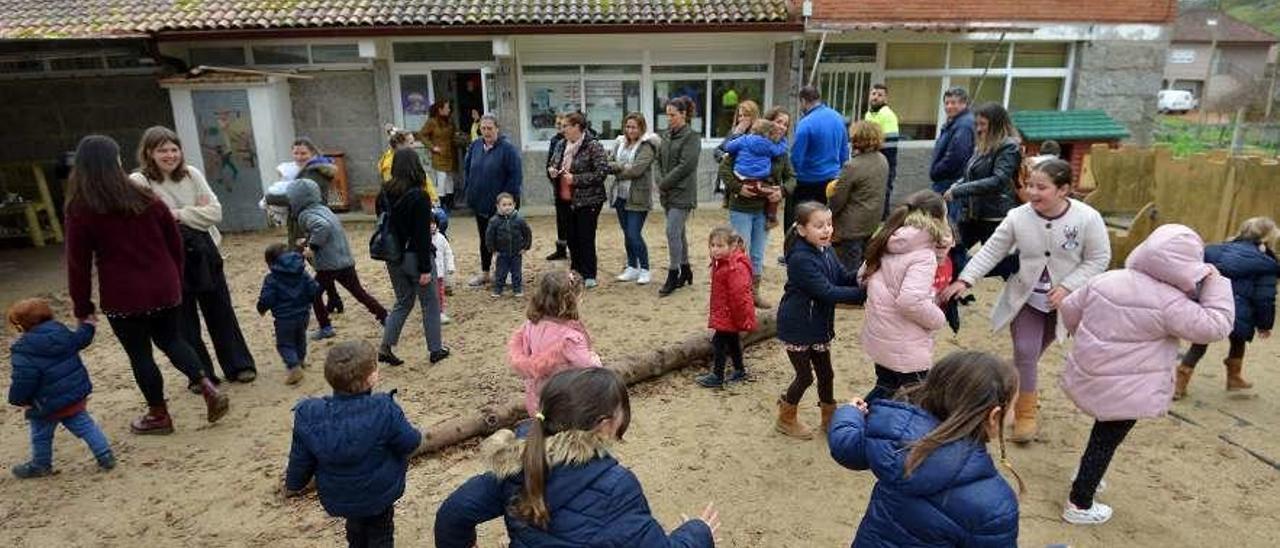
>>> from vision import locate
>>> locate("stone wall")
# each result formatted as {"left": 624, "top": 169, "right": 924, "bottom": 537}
{"left": 1073, "top": 39, "right": 1170, "bottom": 146}
{"left": 290, "top": 71, "right": 383, "bottom": 197}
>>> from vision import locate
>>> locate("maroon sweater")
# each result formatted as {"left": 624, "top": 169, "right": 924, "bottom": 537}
{"left": 66, "top": 199, "right": 184, "bottom": 319}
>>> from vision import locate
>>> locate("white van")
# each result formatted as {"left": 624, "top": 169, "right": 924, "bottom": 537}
{"left": 1158, "top": 90, "right": 1198, "bottom": 114}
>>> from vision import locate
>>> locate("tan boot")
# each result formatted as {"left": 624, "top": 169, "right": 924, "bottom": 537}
{"left": 775, "top": 398, "right": 813, "bottom": 440}
{"left": 1225, "top": 358, "right": 1253, "bottom": 391}
{"left": 753, "top": 278, "right": 772, "bottom": 309}
{"left": 1173, "top": 365, "right": 1194, "bottom": 400}
{"left": 819, "top": 402, "right": 837, "bottom": 435}
{"left": 1011, "top": 391, "right": 1038, "bottom": 444}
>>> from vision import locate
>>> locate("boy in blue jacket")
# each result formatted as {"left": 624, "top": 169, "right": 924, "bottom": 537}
{"left": 258, "top": 243, "right": 322, "bottom": 385}
{"left": 285, "top": 340, "right": 422, "bottom": 547}
{"left": 7, "top": 298, "right": 114, "bottom": 478}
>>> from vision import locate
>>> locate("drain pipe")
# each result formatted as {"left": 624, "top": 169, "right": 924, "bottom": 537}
{"left": 808, "top": 30, "right": 828, "bottom": 87}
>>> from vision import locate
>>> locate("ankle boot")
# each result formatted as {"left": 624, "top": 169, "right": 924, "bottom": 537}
{"left": 775, "top": 398, "right": 813, "bottom": 440}
{"left": 200, "top": 378, "right": 230, "bottom": 423}
{"left": 1225, "top": 358, "right": 1253, "bottom": 391}
{"left": 679, "top": 263, "right": 694, "bottom": 286}
{"left": 131, "top": 404, "right": 174, "bottom": 435}
{"left": 658, "top": 269, "right": 681, "bottom": 297}
{"left": 752, "top": 277, "right": 772, "bottom": 309}
{"left": 1011, "top": 391, "right": 1038, "bottom": 443}
{"left": 819, "top": 402, "right": 837, "bottom": 435}
{"left": 545, "top": 242, "right": 568, "bottom": 261}
{"left": 1173, "top": 364, "right": 1194, "bottom": 400}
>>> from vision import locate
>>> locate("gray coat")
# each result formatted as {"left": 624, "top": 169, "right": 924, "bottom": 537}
{"left": 656, "top": 124, "right": 701, "bottom": 210}
{"left": 288, "top": 178, "right": 355, "bottom": 271}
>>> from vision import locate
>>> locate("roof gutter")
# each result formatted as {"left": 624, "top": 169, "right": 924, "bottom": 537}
{"left": 152, "top": 21, "right": 804, "bottom": 42}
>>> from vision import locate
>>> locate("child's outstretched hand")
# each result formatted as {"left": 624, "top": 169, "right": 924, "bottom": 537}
{"left": 849, "top": 398, "right": 869, "bottom": 414}
{"left": 1260, "top": 330, "right": 1271, "bottom": 339}
{"left": 682, "top": 502, "right": 720, "bottom": 539}
{"left": 1047, "top": 286, "right": 1070, "bottom": 309}
{"left": 81, "top": 314, "right": 98, "bottom": 326}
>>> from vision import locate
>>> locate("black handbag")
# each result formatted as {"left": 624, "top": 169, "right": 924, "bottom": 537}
{"left": 369, "top": 192, "right": 409, "bottom": 263}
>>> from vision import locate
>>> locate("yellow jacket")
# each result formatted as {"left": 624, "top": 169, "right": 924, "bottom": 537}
{"left": 378, "top": 148, "right": 439, "bottom": 204}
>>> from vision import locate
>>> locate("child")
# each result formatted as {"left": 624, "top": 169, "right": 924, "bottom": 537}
{"left": 485, "top": 192, "right": 533, "bottom": 297}
{"left": 431, "top": 217, "right": 457, "bottom": 324}
{"left": 435, "top": 368, "right": 717, "bottom": 547}
{"left": 7, "top": 298, "right": 114, "bottom": 478}
{"left": 828, "top": 351, "right": 1022, "bottom": 545}
{"left": 286, "top": 178, "right": 387, "bottom": 339}
{"left": 724, "top": 118, "right": 787, "bottom": 227}
{"left": 859, "top": 191, "right": 953, "bottom": 401}
{"left": 378, "top": 125, "right": 441, "bottom": 210}
{"left": 776, "top": 202, "right": 866, "bottom": 439}
{"left": 1058, "top": 224, "right": 1233, "bottom": 524}
{"left": 285, "top": 340, "right": 423, "bottom": 546}
{"left": 507, "top": 270, "right": 603, "bottom": 417}
{"left": 1176, "top": 216, "right": 1278, "bottom": 399}
{"left": 257, "top": 243, "right": 322, "bottom": 385}
{"left": 697, "top": 227, "right": 757, "bottom": 388}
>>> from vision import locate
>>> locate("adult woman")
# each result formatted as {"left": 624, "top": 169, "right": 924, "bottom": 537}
{"left": 718, "top": 106, "right": 793, "bottom": 308}
{"left": 292, "top": 137, "right": 336, "bottom": 207}
{"left": 552, "top": 111, "right": 609, "bottom": 286}
{"left": 942, "top": 158, "right": 1110, "bottom": 443}
{"left": 943, "top": 102, "right": 1022, "bottom": 278}
{"left": 656, "top": 96, "right": 701, "bottom": 297}
{"left": 131, "top": 126, "right": 257, "bottom": 389}
{"left": 463, "top": 114, "right": 523, "bottom": 287}
{"left": 419, "top": 100, "right": 459, "bottom": 209}
{"left": 377, "top": 149, "right": 450, "bottom": 366}
{"left": 714, "top": 100, "right": 760, "bottom": 171}
{"left": 65, "top": 135, "right": 230, "bottom": 434}
{"left": 828, "top": 120, "right": 889, "bottom": 274}
{"left": 609, "top": 112, "right": 660, "bottom": 285}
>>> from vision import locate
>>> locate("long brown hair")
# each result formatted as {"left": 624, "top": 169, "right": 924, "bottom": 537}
{"left": 783, "top": 201, "right": 831, "bottom": 255}
{"left": 136, "top": 126, "right": 189, "bottom": 182}
{"left": 974, "top": 102, "right": 1018, "bottom": 156}
{"left": 526, "top": 270, "right": 586, "bottom": 324}
{"left": 386, "top": 148, "right": 426, "bottom": 196}
{"left": 66, "top": 135, "right": 155, "bottom": 216}
{"left": 514, "top": 368, "right": 631, "bottom": 528}
{"left": 862, "top": 190, "right": 949, "bottom": 278}
{"left": 900, "top": 351, "right": 1025, "bottom": 494}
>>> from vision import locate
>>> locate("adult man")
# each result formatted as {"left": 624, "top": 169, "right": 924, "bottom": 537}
{"left": 785, "top": 85, "right": 850, "bottom": 231}
{"left": 864, "top": 83, "right": 899, "bottom": 220}
{"left": 929, "top": 87, "right": 975, "bottom": 225}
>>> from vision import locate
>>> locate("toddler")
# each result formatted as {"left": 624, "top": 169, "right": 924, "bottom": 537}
{"left": 697, "top": 227, "right": 757, "bottom": 388}
{"left": 724, "top": 118, "right": 787, "bottom": 226}
{"left": 257, "top": 243, "right": 321, "bottom": 385}
{"left": 507, "top": 270, "right": 603, "bottom": 417}
{"left": 486, "top": 192, "right": 533, "bottom": 297}
{"left": 432, "top": 218, "right": 457, "bottom": 324}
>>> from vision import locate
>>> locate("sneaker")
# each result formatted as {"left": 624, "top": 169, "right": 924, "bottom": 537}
{"left": 490, "top": 292, "right": 502, "bottom": 299}
{"left": 513, "top": 291, "right": 524, "bottom": 298}
{"left": 695, "top": 373, "right": 724, "bottom": 388}
{"left": 284, "top": 367, "right": 305, "bottom": 384}
{"left": 616, "top": 267, "right": 640, "bottom": 282}
{"left": 429, "top": 346, "right": 451, "bottom": 364}
{"left": 440, "top": 313, "right": 452, "bottom": 325}
{"left": 310, "top": 326, "right": 336, "bottom": 341}
{"left": 11, "top": 462, "right": 52, "bottom": 479}
{"left": 1071, "top": 467, "right": 1108, "bottom": 493}
{"left": 97, "top": 452, "right": 117, "bottom": 471}
{"left": 1062, "top": 501, "right": 1113, "bottom": 525}
{"left": 636, "top": 269, "right": 651, "bottom": 285}
{"left": 468, "top": 273, "right": 490, "bottom": 287}
{"left": 726, "top": 369, "right": 750, "bottom": 383}
{"left": 584, "top": 278, "right": 598, "bottom": 289}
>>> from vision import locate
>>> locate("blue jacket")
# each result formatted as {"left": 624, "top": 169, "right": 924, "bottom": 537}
{"left": 435, "top": 430, "right": 714, "bottom": 548}
{"left": 8, "top": 320, "right": 95, "bottom": 420}
{"left": 829, "top": 402, "right": 1019, "bottom": 547}
{"left": 464, "top": 135, "right": 524, "bottom": 218}
{"left": 1205, "top": 240, "right": 1278, "bottom": 342}
{"left": 726, "top": 134, "right": 788, "bottom": 180}
{"left": 285, "top": 391, "right": 422, "bottom": 518}
{"left": 777, "top": 239, "right": 865, "bottom": 345}
{"left": 792, "top": 103, "right": 850, "bottom": 184}
{"left": 930, "top": 110, "right": 975, "bottom": 185}
{"left": 257, "top": 251, "right": 321, "bottom": 321}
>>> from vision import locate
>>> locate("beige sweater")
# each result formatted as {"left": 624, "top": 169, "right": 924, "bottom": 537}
{"left": 958, "top": 199, "right": 1111, "bottom": 338}
{"left": 130, "top": 166, "right": 223, "bottom": 247}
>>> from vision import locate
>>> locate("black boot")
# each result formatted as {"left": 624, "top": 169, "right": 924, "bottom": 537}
{"left": 658, "top": 269, "right": 681, "bottom": 297}
{"left": 546, "top": 242, "right": 568, "bottom": 261}
{"left": 679, "top": 264, "right": 693, "bottom": 287}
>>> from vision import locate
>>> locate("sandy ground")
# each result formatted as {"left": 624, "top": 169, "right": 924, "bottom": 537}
{"left": 1, "top": 211, "right": 1278, "bottom": 547}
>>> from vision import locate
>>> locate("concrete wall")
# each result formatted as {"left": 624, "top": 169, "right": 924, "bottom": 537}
{"left": 290, "top": 71, "right": 383, "bottom": 197}
{"left": 1073, "top": 39, "right": 1169, "bottom": 146}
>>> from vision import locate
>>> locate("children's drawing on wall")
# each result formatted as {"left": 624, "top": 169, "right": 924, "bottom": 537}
{"left": 192, "top": 89, "right": 259, "bottom": 192}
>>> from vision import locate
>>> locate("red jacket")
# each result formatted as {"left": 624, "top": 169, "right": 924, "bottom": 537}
{"left": 709, "top": 248, "right": 757, "bottom": 332}
{"left": 66, "top": 199, "right": 184, "bottom": 319}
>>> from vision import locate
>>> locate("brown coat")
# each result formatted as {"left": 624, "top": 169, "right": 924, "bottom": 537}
{"left": 420, "top": 117, "right": 457, "bottom": 172}
{"left": 830, "top": 150, "right": 888, "bottom": 243}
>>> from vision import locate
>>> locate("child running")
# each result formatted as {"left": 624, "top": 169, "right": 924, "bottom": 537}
{"left": 696, "top": 226, "right": 758, "bottom": 388}
{"left": 1175, "top": 216, "right": 1278, "bottom": 399}
{"left": 1058, "top": 224, "right": 1233, "bottom": 524}
{"left": 507, "top": 270, "right": 603, "bottom": 418}
{"left": 859, "top": 190, "right": 953, "bottom": 401}
{"left": 486, "top": 192, "right": 533, "bottom": 298}
{"left": 724, "top": 118, "right": 787, "bottom": 227}
{"left": 828, "top": 351, "right": 1022, "bottom": 545}
{"left": 776, "top": 202, "right": 866, "bottom": 440}
{"left": 432, "top": 217, "right": 457, "bottom": 324}
{"left": 7, "top": 298, "right": 115, "bottom": 478}
{"left": 257, "top": 243, "right": 321, "bottom": 385}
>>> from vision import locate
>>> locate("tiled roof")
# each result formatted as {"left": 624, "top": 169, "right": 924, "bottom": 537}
{"left": 1011, "top": 110, "right": 1130, "bottom": 142}
{"left": 1174, "top": 9, "right": 1277, "bottom": 45}
{"left": 0, "top": 0, "right": 795, "bottom": 39}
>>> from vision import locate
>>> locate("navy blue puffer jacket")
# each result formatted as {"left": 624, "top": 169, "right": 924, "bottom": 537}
{"left": 828, "top": 401, "right": 1019, "bottom": 547}
{"left": 777, "top": 239, "right": 865, "bottom": 345}
{"left": 257, "top": 251, "right": 320, "bottom": 321}
{"left": 1205, "top": 240, "right": 1278, "bottom": 342}
{"left": 8, "top": 320, "right": 95, "bottom": 420}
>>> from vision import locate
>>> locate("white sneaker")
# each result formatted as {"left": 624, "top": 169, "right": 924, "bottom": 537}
{"left": 584, "top": 278, "right": 598, "bottom": 289}
{"left": 616, "top": 266, "right": 639, "bottom": 282}
{"left": 636, "top": 269, "right": 651, "bottom": 285}
{"left": 1062, "top": 501, "right": 1113, "bottom": 525}
{"left": 440, "top": 313, "right": 452, "bottom": 325}
{"left": 1071, "top": 467, "right": 1107, "bottom": 493}
{"left": 467, "top": 272, "right": 489, "bottom": 287}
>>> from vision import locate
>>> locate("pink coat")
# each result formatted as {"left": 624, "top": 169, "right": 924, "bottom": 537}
{"left": 1060, "top": 224, "right": 1235, "bottom": 421}
{"left": 507, "top": 319, "right": 603, "bottom": 417}
{"left": 860, "top": 226, "right": 947, "bottom": 373}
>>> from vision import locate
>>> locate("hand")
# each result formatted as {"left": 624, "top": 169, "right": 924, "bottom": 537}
{"left": 302, "top": 248, "right": 315, "bottom": 260}
{"left": 294, "top": 238, "right": 308, "bottom": 248}
{"left": 1260, "top": 330, "right": 1271, "bottom": 339}
{"left": 418, "top": 273, "right": 431, "bottom": 287}
{"left": 195, "top": 194, "right": 212, "bottom": 207}
{"left": 432, "top": 146, "right": 442, "bottom": 153}
{"left": 563, "top": 173, "right": 574, "bottom": 186}
{"left": 942, "top": 189, "right": 954, "bottom": 202}
{"left": 850, "top": 398, "right": 869, "bottom": 414}
{"left": 547, "top": 166, "right": 559, "bottom": 178}
{"left": 940, "top": 280, "right": 969, "bottom": 302}
{"left": 735, "top": 119, "right": 751, "bottom": 134}
{"left": 738, "top": 185, "right": 759, "bottom": 198}
{"left": 1047, "top": 286, "right": 1071, "bottom": 309}
{"left": 81, "top": 314, "right": 98, "bottom": 326}
{"left": 766, "top": 187, "right": 783, "bottom": 203}
{"left": 682, "top": 502, "right": 720, "bottom": 538}
{"left": 1204, "top": 264, "right": 1221, "bottom": 279}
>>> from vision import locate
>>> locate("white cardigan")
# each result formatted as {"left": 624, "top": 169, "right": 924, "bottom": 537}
{"left": 130, "top": 166, "right": 224, "bottom": 247}
{"left": 959, "top": 199, "right": 1111, "bottom": 338}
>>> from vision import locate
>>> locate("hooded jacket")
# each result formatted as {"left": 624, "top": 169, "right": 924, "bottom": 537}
{"left": 507, "top": 320, "right": 603, "bottom": 417}
{"left": 288, "top": 178, "right": 355, "bottom": 271}
{"left": 434, "top": 429, "right": 714, "bottom": 548}
{"left": 828, "top": 401, "right": 1019, "bottom": 547}
{"left": 709, "top": 248, "right": 757, "bottom": 333}
{"left": 777, "top": 239, "right": 866, "bottom": 345}
{"left": 8, "top": 321, "right": 95, "bottom": 420}
{"left": 297, "top": 156, "right": 337, "bottom": 205}
{"left": 257, "top": 251, "right": 321, "bottom": 321}
{"left": 1059, "top": 224, "right": 1235, "bottom": 421}
{"left": 860, "top": 227, "right": 947, "bottom": 373}
{"left": 1204, "top": 240, "right": 1278, "bottom": 341}
{"left": 465, "top": 135, "right": 523, "bottom": 218}
{"left": 610, "top": 133, "right": 661, "bottom": 212}
{"left": 486, "top": 210, "right": 534, "bottom": 256}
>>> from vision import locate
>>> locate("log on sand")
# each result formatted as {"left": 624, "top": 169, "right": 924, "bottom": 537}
{"left": 415, "top": 314, "right": 778, "bottom": 456}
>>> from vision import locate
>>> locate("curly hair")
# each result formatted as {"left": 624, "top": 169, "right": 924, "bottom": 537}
{"left": 526, "top": 270, "right": 586, "bottom": 323}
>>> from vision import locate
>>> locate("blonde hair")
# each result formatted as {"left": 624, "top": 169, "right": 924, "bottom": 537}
{"left": 1235, "top": 216, "right": 1280, "bottom": 252}
{"left": 849, "top": 120, "right": 885, "bottom": 153}
{"left": 863, "top": 191, "right": 950, "bottom": 278}
{"left": 736, "top": 100, "right": 761, "bottom": 123}
{"left": 749, "top": 119, "right": 775, "bottom": 137}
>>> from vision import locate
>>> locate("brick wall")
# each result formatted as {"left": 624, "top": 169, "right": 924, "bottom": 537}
{"left": 812, "top": 0, "right": 1176, "bottom": 23}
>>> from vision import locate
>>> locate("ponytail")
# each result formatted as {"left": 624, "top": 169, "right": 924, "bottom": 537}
{"left": 513, "top": 415, "right": 551, "bottom": 528}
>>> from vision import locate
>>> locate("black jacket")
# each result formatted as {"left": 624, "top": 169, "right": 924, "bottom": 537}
{"left": 485, "top": 211, "right": 533, "bottom": 255}
{"left": 950, "top": 137, "right": 1021, "bottom": 222}
{"left": 377, "top": 187, "right": 435, "bottom": 275}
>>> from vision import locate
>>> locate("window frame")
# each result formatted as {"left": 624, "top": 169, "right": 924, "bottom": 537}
{"left": 181, "top": 40, "right": 370, "bottom": 70}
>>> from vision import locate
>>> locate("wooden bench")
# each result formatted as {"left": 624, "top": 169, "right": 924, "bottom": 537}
{"left": 0, "top": 162, "right": 63, "bottom": 247}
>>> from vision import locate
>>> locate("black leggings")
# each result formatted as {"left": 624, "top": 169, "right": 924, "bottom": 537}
{"left": 784, "top": 348, "right": 834, "bottom": 405}
{"left": 865, "top": 364, "right": 928, "bottom": 402}
{"left": 1070, "top": 419, "right": 1137, "bottom": 508}
{"left": 711, "top": 331, "right": 744, "bottom": 377}
{"left": 1182, "top": 337, "right": 1247, "bottom": 368}
{"left": 108, "top": 307, "right": 208, "bottom": 407}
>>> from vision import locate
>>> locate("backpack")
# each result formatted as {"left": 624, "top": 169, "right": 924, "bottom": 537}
{"left": 369, "top": 191, "right": 409, "bottom": 263}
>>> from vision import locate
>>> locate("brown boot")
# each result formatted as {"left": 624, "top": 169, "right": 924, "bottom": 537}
{"left": 1225, "top": 358, "right": 1253, "bottom": 391}
{"left": 200, "top": 378, "right": 230, "bottom": 423}
{"left": 1011, "top": 391, "right": 1038, "bottom": 444}
{"left": 1173, "top": 365, "right": 1194, "bottom": 400}
{"left": 130, "top": 404, "right": 174, "bottom": 435}
{"left": 819, "top": 402, "right": 837, "bottom": 435}
{"left": 775, "top": 398, "right": 813, "bottom": 440}
{"left": 753, "top": 278, "right": 772, "bottom": 309}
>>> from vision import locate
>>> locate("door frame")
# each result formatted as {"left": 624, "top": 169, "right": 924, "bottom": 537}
{"left": 390, "top": 61, "right": 497, "bottom": 130}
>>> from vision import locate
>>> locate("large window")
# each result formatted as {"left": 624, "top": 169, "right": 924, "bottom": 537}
{"left": 190, "top": 43, "right": 364, "bottom": 67}
{"left": 523, "top": 65, "right": 642, "bottom": 141}
{"left": 652, "top": 64, "right": 767, "bottom": 138}
{"left": 885, "top": 77, "right": 942, "bottom": 140}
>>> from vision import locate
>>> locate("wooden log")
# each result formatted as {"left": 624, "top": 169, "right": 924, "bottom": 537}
{"left": 415, "top": 314, "right": 778, "bottom": 456}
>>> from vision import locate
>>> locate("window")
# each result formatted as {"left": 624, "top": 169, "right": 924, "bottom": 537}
{"left": 394, "top": 41, "right": 493, "bottom": 63}
{"left": 524, "top": 65, "right": 642, "bottom": 141}
{"left": 949, "top": 43, "right": 1010, "bottom": 70}
{"left": 586, "top": 80, "right": 641, "bottom": 140}
{"left": 651, "top": 64, "right": 768, "bottom": 137}
{"left": 821, "top": 43, "right": 877, "bottom": 64}
{"left": 949, "top": 76, "right": 1006, "bottom": 106}
{"left": 886, "top": 43, "right": 945, "bottom": 70}
{"left": 884, "top": 77, "right": 942, "bottom": 140}
{"left": 252, "top": 45, "right": 309, "bottom": 65}
{"left": 653, "top": 79, "right": 707, "bottom": 132}
{"left": 1013, "top": 43, "right": 1069, "bottom": 68}
{"left": 526, "top": 80, "right": 581, "bottom": 141}
{"left": 311, "top": 44, "right": 361, "bottom": 64}
{"left": 189, "top": 47, "right": 246, "bottom": 66}
{"left": 0, "top": 59, "right": 44, "bottom": 74}
{"left": 711, "top": 79, "right": 765, "bottom": 137}
{"left": 1009, "top": 78, "right": 1064, "bottom": 111}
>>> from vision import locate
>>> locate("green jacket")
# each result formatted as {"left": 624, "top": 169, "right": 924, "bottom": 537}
{"left": 608, "top": 135, "right": 660, "bottom": 212}
{"left": 656, "top": 124, "right": 701, "bottom": 210}
{"left": 718, "top": 152, "right": 796, "bottom": 214}
{"left": 830, "top": 151, "right": 888, "bottom": 242}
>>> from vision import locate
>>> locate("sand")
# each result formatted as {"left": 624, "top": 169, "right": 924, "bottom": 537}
{"left": 1, "top": 211, "right": 1277, "bottom": 547}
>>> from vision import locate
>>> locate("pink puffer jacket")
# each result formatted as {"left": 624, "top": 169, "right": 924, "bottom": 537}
{"left": 860, "top": 226, "right": 947, "bottom": 373}
{"left": 507, "top": 319, "right": 603, "bottom": 417}
{"left": 1059, "top": 224, "right": 1234, "bottom": 421}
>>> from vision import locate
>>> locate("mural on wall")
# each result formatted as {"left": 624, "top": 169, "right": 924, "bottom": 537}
{"left": 192, "top": 89, "right": 265, "bottom": 231}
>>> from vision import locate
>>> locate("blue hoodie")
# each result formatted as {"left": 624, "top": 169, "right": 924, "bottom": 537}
{"left": 8, "top": 320, "right": 95, "bottom": 420}
{"left": 1205, "top": 240, "right": 1278, "bottom": 341}
{"left": 791, "top": 102, "right": 850, "bottom": 184}
{"left": 726, "top": 134, "right": 788, "bottom": 179}
{"left": 257, "top": 251, "right": 321, "bottom": 321}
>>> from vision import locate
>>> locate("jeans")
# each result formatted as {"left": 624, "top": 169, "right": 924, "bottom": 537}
{"left": 1070, "top": 420, "right": 1137, "bottom": 508}
{"left": 29, "top": 410, "right": 112, "bottom": 468}
{"left": 475, "top": 214, "right": 493, "bottom": 272}
{"left": 313, "top": 267, "right": 388, "bottom": 329}
{"left": 783, "top": 183, "right": 829, "bottom": 232}
{"left": 729, "top": 209, "right": 767, "bottom": 276}
{"left": 274, "top": 317, "right": 309, "bottom": 369}
{"left": 567, "top": 204, "right": 602, "bottom": 280}
{"left": 864, "top": 364, "right": 928, "bottom": 402}
{"left": 345, "top": 505, "right": 395, "bottom": 548}
{"left": 381, "top": 259, "right": 443, "bottom": 354}
{"left": 1010, "top": 306, "right": 1057, "bottom": 393}
{"left": 109, "top": 307, "right": 208, "bottom": 406}
{"left": 554, "top": 198, "right": 572, "bottom": 248}
{"left": 615, "top": 199, "right": 650, "bottom": 270}
{"left": 833, "top": 238, "right": 867, "bottom": 276}
{"left": 494, "top": 253, "right": 524, "bottom": 294}
{"left": 665, "top": 207, "right": 692, "bottom": 268}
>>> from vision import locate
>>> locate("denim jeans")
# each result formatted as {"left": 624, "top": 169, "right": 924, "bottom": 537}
{"left": 29, "top": 409, "right": 111, "bottom": 468}
{"left": 615, "top": 198, "right": 650, "bottom": 270}
{"left": 728, "top": 209, "right": 767, "bottom": 276}
{"left": 494, "top": 253, "right": 524, "bottom": 294}
{"left": 274, "top": 316, "right": 309, "bottom": 369}
{"left": 381, "top": 257, "right": 443, "bottom": 354}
